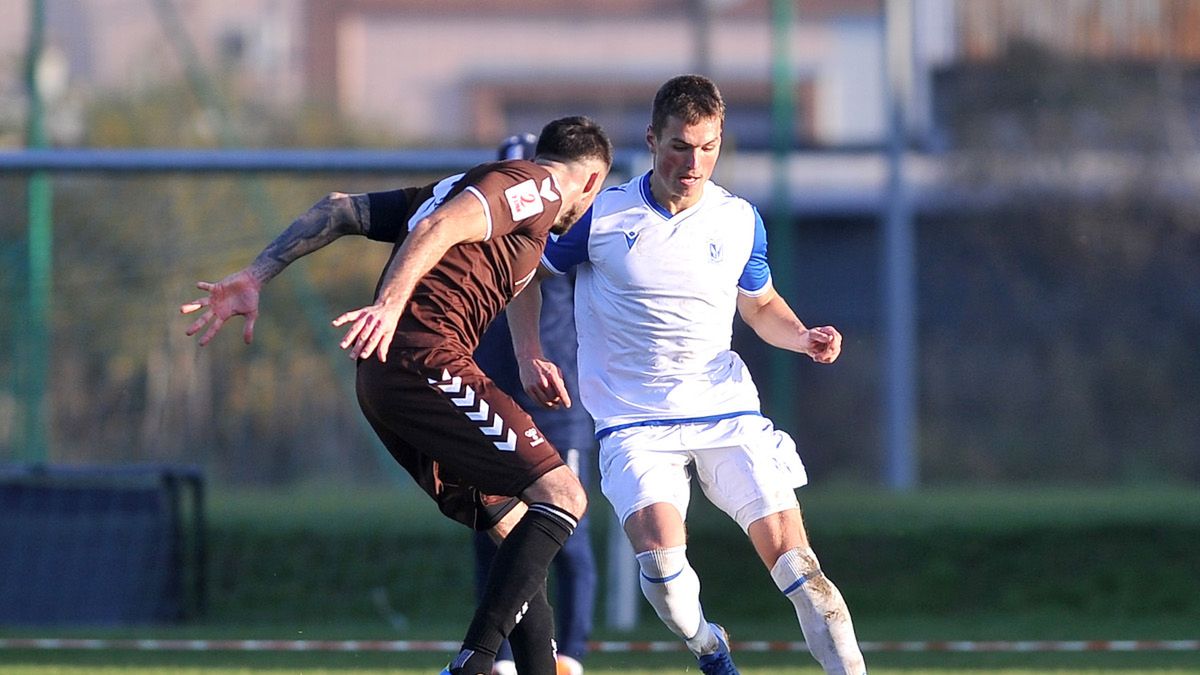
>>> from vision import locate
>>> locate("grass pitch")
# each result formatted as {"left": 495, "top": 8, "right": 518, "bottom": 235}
{"left": 3, "top": 485, "right": 1197, "bottom": 674}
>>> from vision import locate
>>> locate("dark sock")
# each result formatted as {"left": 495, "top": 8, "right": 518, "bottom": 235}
{"left": 507, "top": 584, "right": 556, "bottom": 675}
{"left": 448, "top": 647, "right": 495, "bottom": 675}
{"left": 456, "top": 503, "right": 577, "bottom": 672}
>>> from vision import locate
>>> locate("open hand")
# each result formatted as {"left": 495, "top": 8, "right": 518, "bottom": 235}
{"left": 180, "top": 269, "right": 261, "bottom": 346}
{"left": 332, "top": 301, "right": 405, "bottom": 362}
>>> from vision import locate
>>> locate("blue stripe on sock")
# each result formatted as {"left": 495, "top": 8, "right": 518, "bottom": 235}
{"left": 781, "top": 573, "right": 810, "bottom": 596}
{"left": 640, "top": 569, "right": 683, "bottom": 584}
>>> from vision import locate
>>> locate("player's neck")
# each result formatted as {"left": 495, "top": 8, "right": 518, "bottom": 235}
{"left": 649, "top": 178, "right": 703, "bottom": 215}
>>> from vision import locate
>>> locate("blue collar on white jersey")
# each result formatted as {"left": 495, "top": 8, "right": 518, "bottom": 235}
{"left": 639, "top": 172, "right": 675, "bottom": 220}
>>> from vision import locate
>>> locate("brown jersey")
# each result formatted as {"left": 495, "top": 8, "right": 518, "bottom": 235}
{"left": 358, "top": 160, "right": 569, "bottom": 519}
{"left": 366, "top": 160, "right": 563, "bottom": 364}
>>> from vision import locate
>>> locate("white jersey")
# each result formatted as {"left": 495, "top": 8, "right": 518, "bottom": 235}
{"left": 542, "top": 172, "right": 773, "bottom": 437}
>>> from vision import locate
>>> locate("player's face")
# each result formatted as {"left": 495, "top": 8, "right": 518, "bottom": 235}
{"left": 552, "top": 162, "right": 610, "bottom": 234}
{"left": 552, "top": 203, "right": 584, "bottom": 235}
{"left": 647, "top": 114, "right": 722, "bottom": 213}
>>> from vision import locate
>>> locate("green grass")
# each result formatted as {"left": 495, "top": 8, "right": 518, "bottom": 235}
{"left": 4, "top": 485, "right": 1199, "bottom": 673}
{"left": 3, "top": 612, "right": 1197, "bottom": 673}
{"left": 208, "top": 482, "right": 1200, "bottom": 534}
{"left": 2, "top": 631, "right": 1200, "bottom": 674}
{"left": 2, "top": 653, "right": 1199, "bottom": 675}
{"left": 188, "top": 483, "right": 1200, "bottom": 622}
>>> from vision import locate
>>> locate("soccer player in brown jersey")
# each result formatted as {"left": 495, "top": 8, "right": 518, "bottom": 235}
{"left": 181, "top": 116, "right": 612, "bottom": 675}
{"left": 473, "top": 133, "right": 597, "bottom": 675}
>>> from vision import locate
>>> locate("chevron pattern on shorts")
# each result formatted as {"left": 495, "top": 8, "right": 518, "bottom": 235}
{"left": 428, "top": 369, "right": 517, "bottom": 451}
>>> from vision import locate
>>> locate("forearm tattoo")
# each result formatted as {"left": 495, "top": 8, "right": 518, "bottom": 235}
{"left": 248, "top": 193, "right": 370, "bottom": 283}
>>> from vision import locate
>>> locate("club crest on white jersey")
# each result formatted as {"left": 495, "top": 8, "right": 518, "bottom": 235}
{"left": 708, "top": 239, "right": 723, "bottom": 262}
{"left": 541, "top": 172, "right": 773, "bottom": 435}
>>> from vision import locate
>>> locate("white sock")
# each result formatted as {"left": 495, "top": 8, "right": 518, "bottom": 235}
{"left": 770, "top": 547, "right": 867, "bottom": 675}
{"left": 636, "top": 546, "right": 716, "bottom": 655}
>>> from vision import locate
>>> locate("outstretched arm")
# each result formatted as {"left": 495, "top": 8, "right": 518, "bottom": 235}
{"left": 333, "top": 189, "right": 489, "bottom": 362}
{"left": 180, "top": 192, "right": 371, "bottom": 346}
{"left": 507, "top": 267, "right": 571, "bottom": 409}
{"left": 737, "top": 286, "right": 842, "bottom": 364}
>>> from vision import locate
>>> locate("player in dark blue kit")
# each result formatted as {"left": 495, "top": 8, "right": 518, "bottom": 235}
{"left": 474, "top": 133, "right": 597, "bottom": 675}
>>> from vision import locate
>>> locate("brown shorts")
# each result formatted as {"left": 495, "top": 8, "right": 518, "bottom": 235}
{"left": 355, "top": 350, "right": 564, "bottom": 531}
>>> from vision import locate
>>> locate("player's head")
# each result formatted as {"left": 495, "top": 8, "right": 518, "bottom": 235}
{"left": 649, "top": 74, "right": 725, "bottom": 139}
{"left": 497, "top": 132, "right": 539, "bottom": 161}
{"left": 646, "top": 75, "right": 725, "bottom": 210}
{"left": 535, "top": 116, "right": 613, "bottom": 233}
{"left": 535, "top": 115, "right": 613, "bottom": 169}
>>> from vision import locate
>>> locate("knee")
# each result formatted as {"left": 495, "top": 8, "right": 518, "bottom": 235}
{"left": 748, "top": 509, "right": 810, "bottom": 568}
{"left": 560, "top": 487, "right": 588, "bottom": 521}
{"left": 624, "top": 503, "right": 687, "bottom": 552}
{"left": 556, "top": 469, "right": 588, "bottom": 518}
{"left": 524, "top": 465, "right": 588, "bottom": 520}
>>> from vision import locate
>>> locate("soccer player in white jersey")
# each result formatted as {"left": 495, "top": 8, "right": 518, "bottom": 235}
{"left": 507, "top": 75, "right": 868, "bottom": 675}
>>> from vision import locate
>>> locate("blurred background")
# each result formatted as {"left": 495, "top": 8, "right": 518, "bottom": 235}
{"left": 3, "top": 0, "right": 1199, "bottom": 487}
{"left": 0, "top": 0, "right": 1197, "bottom": 652}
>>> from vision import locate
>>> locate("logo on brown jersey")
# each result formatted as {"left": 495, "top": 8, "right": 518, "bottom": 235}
{"left": 504, "top": 179, "right": 545, "bottom": 221}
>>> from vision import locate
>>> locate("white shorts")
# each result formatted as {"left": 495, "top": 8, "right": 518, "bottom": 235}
{"left": 598, "top": 414, "right": 808, "bottom": 532}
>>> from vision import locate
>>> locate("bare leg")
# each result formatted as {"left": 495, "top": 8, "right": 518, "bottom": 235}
{"left": 748, "top": 509, "right": 867, "bottom": 675}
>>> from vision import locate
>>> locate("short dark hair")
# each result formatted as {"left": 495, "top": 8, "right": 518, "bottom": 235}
{"left": 535, "top": 116, "right": 613, "bottom": 169}
{"left": 650, "top": 74, "right": 726, "bottom": 137}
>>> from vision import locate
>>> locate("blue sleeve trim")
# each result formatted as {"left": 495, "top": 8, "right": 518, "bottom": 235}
{"left": 737, "top": 207, "right": 771, "bottom": 294}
